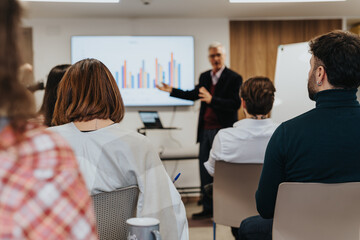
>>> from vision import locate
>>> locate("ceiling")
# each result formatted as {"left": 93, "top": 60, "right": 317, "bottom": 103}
{"left": 21, "top": 0, "right": 360, "bottom": 21}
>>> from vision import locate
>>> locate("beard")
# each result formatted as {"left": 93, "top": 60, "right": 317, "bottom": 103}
{"left": 307, "top": 70, "right": 317, "bottom": 101}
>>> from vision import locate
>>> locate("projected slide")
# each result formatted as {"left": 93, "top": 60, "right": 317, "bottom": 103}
{"left": 71, "top": 36, "right": 194, "bottom": 106}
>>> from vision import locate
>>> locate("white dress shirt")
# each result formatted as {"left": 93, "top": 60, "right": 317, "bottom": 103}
{"left": 210, "top": 65, "right": 225, "bottom": 85}
{"left": 204, "top": 118, "right": 278, "bottom": 176}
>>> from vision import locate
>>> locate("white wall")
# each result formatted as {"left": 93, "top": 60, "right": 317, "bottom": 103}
{"left": 23, "top": 17, "right": 230, "bottom": 191}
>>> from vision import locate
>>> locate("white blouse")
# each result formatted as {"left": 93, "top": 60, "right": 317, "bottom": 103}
{"left": 50, "top": 123, "right": 189, "bottom": 240}
{"left": 204, "top": 118, "right": 278, "bottom": 176}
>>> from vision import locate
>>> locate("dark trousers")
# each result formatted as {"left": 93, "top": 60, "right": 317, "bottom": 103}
{"left": 199, "top": 128, "right": 219, "bottom": 212}
{"left": 231, "top": 227, "right": 240, "bottom": 240}
{"left": 238, "top": 215, "right": 273, "bottom": 240}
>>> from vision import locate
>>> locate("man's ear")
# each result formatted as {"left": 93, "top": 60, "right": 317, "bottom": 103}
{"left": 241, "top": 97, "right": 246, "bottom": 109}
{"left": 316, "top": 65, "right": 327, "bottom": 82}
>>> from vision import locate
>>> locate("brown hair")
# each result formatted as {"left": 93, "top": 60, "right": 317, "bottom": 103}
{"left": 0, "top": 0, "right": 35, "bottom": 131}
{"left": 52, "top": 58, "right": 124, "bottom": 125}
{"left": 39, "top": 64, "right": 71, "bottom": 127}
{"left": 240, "top": 77, "right": 276, "bottom": 116}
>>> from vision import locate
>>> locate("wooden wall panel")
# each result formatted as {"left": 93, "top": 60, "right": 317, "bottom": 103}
{"left": 230, "top": 19, "right": 342, "bottom": 119}
{"left": 304, "top": 20, "right": 342, "bottom": 40}
{"left": 230, "top": 19, "right": 341, "bottom": 82}
{"left": 265, "top": 22, "right": 280, "bottom": 82}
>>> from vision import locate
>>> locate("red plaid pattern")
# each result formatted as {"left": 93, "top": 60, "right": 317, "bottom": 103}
{"left": 0, "top": 124, "right": 98, "bottom": 239}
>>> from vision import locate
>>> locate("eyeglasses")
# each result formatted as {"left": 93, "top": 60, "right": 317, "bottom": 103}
{"left": 209, "top": 53, "right": 222, "bottom": 58}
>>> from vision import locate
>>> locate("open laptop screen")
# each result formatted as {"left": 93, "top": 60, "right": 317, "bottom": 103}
{"left": 139, "top": 111, "right": 163, "bottom": 129}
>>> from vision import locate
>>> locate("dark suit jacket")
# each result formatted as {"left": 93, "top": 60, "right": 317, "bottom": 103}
{"left": 170, "top": 67, "right": 242, "bottom": 142}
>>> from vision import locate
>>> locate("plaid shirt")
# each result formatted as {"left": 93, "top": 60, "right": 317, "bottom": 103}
{"left": 0, "top": 124, "right": 98, "bottom": 239}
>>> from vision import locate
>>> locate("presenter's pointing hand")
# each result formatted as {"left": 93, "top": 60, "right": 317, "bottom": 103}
{"left": 199, "top": 87, "right": 212, "bottom": 104}
{"left": 156, "top": 82, "right": 173, "bottom": 93}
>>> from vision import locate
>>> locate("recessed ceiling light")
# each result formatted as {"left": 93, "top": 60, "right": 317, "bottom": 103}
{"left": 230, "top": 0, "right": 345, "bottom": 2}
{"left": 20, "top": 0, "right": 120, "bottom": 3}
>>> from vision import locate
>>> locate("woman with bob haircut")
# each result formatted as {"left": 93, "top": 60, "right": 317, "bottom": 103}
{"left": 204, "top": 77, "right": 278, "bottom": 239}
{"left": 50, "top": 58, "right": 189, "bottom": 240}
{"left": 0, "top": 0, "right": 97, "bottom": 239}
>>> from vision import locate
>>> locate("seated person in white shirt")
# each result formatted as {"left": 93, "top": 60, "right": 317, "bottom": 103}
{"left": 204, "top": 76, "right": 278, "bottom": 240}
{"left": 50, "top": 58, "right": 188, "bottom": 240}
{"left": 204, "top": 76, "right": 278, "bottom": 176}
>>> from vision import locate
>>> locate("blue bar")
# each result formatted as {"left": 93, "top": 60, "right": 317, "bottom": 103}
{"left": 121, "top": 66, "right": 124, "bottom": 88}
{"left": 147, "top": 73, "right": 150, "bottom": 89}
{"left": 163, "top": 72, "right": 165, "bottom": 84}
{"left": 132, "top": 75, "right": 134, "bottom": 89}
{"left": 115, "top": 71, "right": 119, "bottom": 86}
{"left": 178, "top": 64, "right": 181, "bottom": 88}
{"left": 173, "top": 61, "right": 176, "bottom": 86}
{"left": 138, "top": 74, "right": 140, "bottom": 88}
{"left": 168, "top": 62, "right": 171, "bottom": 85}
{"left": 153, "top": 79, "right": 156, "bottom": 88}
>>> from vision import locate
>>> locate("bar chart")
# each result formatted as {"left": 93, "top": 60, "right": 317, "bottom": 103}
{"left": 71, "top": 36, "right": 194, "bottom": 106}
{"left": 114, "top": 53, "right": 181, "bottom": 89}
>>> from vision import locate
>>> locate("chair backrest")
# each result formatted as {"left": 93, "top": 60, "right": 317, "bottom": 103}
{"left": 213, "top": 161, "right": 263, "bottom": 227}
{"left": 273, "top": 182, "right": 360, "bottom": 240}
{"left": 92, "top": 185, "right": 139, "bottom": 240}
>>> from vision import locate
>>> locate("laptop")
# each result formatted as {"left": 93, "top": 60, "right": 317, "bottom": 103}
{"left": 139, "top": 111, "right": 164, "bottom": 129}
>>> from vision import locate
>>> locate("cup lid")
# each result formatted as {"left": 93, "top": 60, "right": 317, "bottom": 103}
{"left": 126, "top": 217, "right": 160, "bottom": 226}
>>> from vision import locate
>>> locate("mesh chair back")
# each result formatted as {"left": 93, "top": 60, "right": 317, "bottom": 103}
{"left": 213, "top": 161, "right": 263, "bottom": 227}
{"left": 273, "top": 182, "right": 360, "bottom": 240}
{"left": 92, "top": 185, "right": 139, "bottom": 240}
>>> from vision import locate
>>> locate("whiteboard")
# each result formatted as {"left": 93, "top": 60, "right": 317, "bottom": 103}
{"left": 271, "top": 42, "right": 315, "bottom": 124}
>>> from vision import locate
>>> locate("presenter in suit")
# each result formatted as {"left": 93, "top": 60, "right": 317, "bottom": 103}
{"left": 157, "top": 42, "right": 243, "bottom": 219}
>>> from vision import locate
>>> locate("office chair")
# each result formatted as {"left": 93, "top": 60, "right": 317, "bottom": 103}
{"left": 213, "top": 161, "right": 263, "bottom": 240}
{"left": 92, "top": 185, "right": 139, "bottom": 240}
{"left": 273, "top": 182, "right": 360, "bottom": 240}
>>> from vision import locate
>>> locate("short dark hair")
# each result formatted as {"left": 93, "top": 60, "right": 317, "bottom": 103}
{"left": 309, "top": 30, "right": 360, "bottom": 89}
{"left": 39, "top": 64, "right": 71, "bottom": 127}
{"left": 52, "top": 58, "right": 124, "bottom": 125}
{"left": 240, "top": 77, "right": 275, "bottom": 116}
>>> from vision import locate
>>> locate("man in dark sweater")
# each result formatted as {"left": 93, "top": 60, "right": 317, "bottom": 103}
{"left": 157, "top": 42, "right": 242, "bottom": 219}
{"left": 238, "top": 30, "right": 360, "bottom": 240}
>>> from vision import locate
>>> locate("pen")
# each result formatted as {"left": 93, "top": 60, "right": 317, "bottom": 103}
{"left": 173, "top": 173, "right": 181, "bottom": 183}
